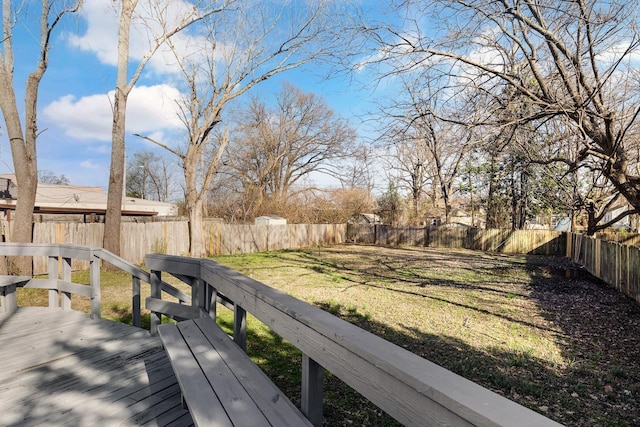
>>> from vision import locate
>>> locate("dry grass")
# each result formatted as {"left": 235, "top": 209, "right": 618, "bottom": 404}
{"left": 215, "top": 245, "right": 640, "bottom": 427}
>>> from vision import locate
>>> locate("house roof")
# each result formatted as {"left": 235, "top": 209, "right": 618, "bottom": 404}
{"left": 0, "top": 174, "right": 177, "bottom": 216}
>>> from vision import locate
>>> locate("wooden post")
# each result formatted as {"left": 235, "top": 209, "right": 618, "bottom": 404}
{"left": 595, "top": 238, "right": 601, "bottom": 279}
{"left": 302, "top": 354, "right": 324, "bottom": 427}
{"left": 150, "top": 269, "right": 162, "bottom": 334}
{"left": 234, "top": 304, "right": 247, "bottom": 351}
{"left": 90, "top": 253, "right": 101, "bottom": 319}
{"left": 616, "top": 243, "right": 621, "bottom": 291}
{"left": 0, "top": 284, "right": 17, "bottom": 313}
{"left": 207, "top": 284, "right": 217, "bottom": 318}
{"left": 61, "top": 256, "right": 72, "bottom": 311}
{"left": 626, "top": 245, "right": 631, "bottom": 297}
{"left": 48, "top": 255, "right": 59, "bottom": 309}
{"left": 132, "top": 276, "right": 141, "bottom": 328}
{"left": 193, "top": 277, "right": 207, "bottom": 317}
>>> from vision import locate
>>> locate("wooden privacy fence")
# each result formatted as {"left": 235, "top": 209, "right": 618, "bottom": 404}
{"left": 7, "top": 221, "right": 345, "bottom": 274}
{"left": 567, "top": 232, "right": 640, "bottom": 304}
{"left": 347, "top": 224, "right": 566, "bottom": 255}
{"left": 203, "top": 223, "right": 345, "bottom": 255}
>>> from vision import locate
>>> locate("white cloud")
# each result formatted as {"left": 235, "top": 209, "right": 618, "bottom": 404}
{"left": 125, "top": 85, "right": 184, "bottom": 132}
{"left": 597, "top": 41, "right": 640, "bottom": 65}
{"left": 91, "top": 145, "right": 112, "bottom": 155}
{"left": 42, "top": 84, "right": 184, "bottom": 142}
{"left": 65, "top": 1, "right": 119, "bottom": 65}
{"left": 80, "top": 160, "right": 101, "bottom": 170}
{"left": 44, "top": 93, "right": 112, "bottom": 141}
{"left": 66, "top": 0, "right": 207, "bottom": 77}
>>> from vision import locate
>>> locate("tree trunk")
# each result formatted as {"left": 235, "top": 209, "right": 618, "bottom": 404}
{"left": 104, "top": 89, "right": 127, "bottom": 255}
{"left": 104, "top": 0, "right": 136, "bottom": 256}
{"left": 0, "top": 0, "right": 52, "bottom": 274}
{"left": 2, "top": 103, "right": 36, "bottom": 274}
{"left": 586, "top": 202, "right": 597, "bottom": 236}
{"left": 184, "top": 153, "right": 206, "bottom": 258}
{"left": 188, "top": 197, "right": 205, "bottom": 258}
{"left": 486, "top": 155, "right": 499, "bottom": 229}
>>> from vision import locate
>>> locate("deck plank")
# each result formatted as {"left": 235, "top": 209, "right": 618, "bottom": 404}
{"left": 0, "top": 307, "right": 194, "bottom": 427}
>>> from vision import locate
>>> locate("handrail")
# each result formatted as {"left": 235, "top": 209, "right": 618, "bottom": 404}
{"left": 0, "top": 243, "right": 188, "bottom": 327}
{"left": 145, "top": 253, "right": 563, "bottom": 427}
{"left": 97, "top": 248, "right": 190, "bottom": 327}
{"left": 0, "top": 243, "right": 102, "bottom": 317}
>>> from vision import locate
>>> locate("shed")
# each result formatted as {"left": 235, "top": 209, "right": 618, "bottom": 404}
{"left": 349, "top": 213, "right": 382, "bottom": 225}
{"left": 255, "top": 215, "right": 287, "bottom": 225}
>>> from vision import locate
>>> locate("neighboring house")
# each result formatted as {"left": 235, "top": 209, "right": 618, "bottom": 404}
{"left": 0, "top": 174, "right": 178, "bottom": 221}
{"left": 553, "top": 216, "right": 571, "bottom": 231}
{"left": 449, "top": 207, "right": 485, "bottom": 229}
{"left": 255, "top": 215, "right": 287, "bottom": 225}
{"left": 602, "top": 204, "right": 634, "bottom": 231}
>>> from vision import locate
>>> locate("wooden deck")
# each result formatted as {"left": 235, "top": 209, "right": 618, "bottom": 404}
{"left": 0, "top": 307, "right": 194, "bottom": 427}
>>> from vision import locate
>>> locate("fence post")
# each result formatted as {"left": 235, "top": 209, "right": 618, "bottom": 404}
{"left": 595, "top": 238, "right": 601, "bottom": 279}
{"left": 626, "top": 244, "right": 631, "bottom": 297}
{"left": 302, "top": 354, "right": 324, "bottom": 427}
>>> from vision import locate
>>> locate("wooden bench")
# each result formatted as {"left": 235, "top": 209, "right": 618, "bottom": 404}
{"left": 158, "top": 316, "right": 313, "bottom": 427}
{"left": 0, "top": 275, "right": 31, "bottom": 313}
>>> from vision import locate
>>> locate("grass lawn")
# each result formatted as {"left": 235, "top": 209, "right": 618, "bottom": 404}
{"left": 17, "top": 244, "right": 640, "bottom": 426}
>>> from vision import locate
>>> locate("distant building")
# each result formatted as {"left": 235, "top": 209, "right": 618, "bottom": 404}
{"left": 602, "top": 204, "right": 634, "bottom": 231}
{"left": 349, "top": 213, "right": 382, "bottom": 225}
{"left": 553, "top": 216, "right": 571, "bottom": 231}
{"left": 449, "top": 208, "right": 485, "bottom": 229}
{"left": 255, "top": 215, "right": 287, "bottom": 225}
{"left": 0, "top": 174, "right": 178, "bottom": 222}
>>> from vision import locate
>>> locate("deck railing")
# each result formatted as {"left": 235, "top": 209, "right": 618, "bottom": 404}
{"left": 145, "top": 253, "right": 561, "bottom": 427}
{"left": 0, "top": 243, "right": 188, "bottom": 325}
{"left": 0, "top": 243, "right": 102, "bottom": 317}
{"left": 0, "top": 243, "right": 562, "bottom": 427}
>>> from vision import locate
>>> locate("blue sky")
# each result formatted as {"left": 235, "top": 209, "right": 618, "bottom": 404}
{"left": 0, "top": 1, "right": 390, "bottom": 190}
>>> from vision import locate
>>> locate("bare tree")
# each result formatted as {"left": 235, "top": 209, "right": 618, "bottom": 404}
{"left": 367, "top": 0, "right": 640, "bottom": 217}
{"left": 382, "top": 130, "right": 432, "bottom": 223}
{"left": 336, "top": 143, "right": 377, "bottom": 192}
{"left": 228, "top": 83, "right": 356, "bottom": 206}
{"left": 379, "top": 77, "right": 471, "bottom": 224}
{"left": 38, "top": 170, "right": 71, "bottom": 185}
{"left": 136, "top": 1, "right": 350, "bottom": 257}
{"left": 126, "top": 149, "right": 174, "bottom": 201}
{"left": 104, "top": 0, "right": 231, "bottom": 256}
{"left": 0, "top": 0, "right": 82, "bottom": 273}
